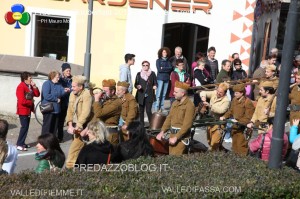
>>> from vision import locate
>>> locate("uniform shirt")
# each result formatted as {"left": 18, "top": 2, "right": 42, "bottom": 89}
{"left": 259, "top": 77, "right": 279, "bottom": 90}
{"left": 200, "top": 90, "right": 230, "bottom": 119}
{"left": 223, "top": 96, "right": 254, "bottom": 125}
{"left": 92, "top": 95, "right": 122, "bottom": 126}
{"left": 289, "top": 85, "right": 300, "bottom": 105}
{"left": 251, "top": 95, "right": 277, "bottom": 123}
{"left": 121, "top": 93, "right": 138, "bottom": 125}
{"left": 161, "top": 97, "right": 195, "bottom": 140}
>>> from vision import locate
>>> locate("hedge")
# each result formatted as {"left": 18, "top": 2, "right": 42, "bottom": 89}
{"left": 1, "top": 152, "right": 300, "bottom": 198}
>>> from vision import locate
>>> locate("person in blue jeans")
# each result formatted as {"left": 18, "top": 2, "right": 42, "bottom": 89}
{"left": 154, "top": 47, "right": 173, "bottom": 112}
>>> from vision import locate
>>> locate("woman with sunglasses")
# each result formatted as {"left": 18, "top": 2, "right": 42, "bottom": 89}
{"left": 134, "top": 61, "right": 157, "bottom": 126}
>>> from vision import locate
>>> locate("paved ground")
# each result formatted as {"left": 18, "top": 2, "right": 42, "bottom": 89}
{"left": 1, "top": 99, "right": 233, "bottom": 173}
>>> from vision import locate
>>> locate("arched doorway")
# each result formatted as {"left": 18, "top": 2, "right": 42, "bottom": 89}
{"left": 162, "top": 22, "right": 210, "bottom": 73}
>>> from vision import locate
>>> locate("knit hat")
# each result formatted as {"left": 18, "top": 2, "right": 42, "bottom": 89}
{"left": 117, "top": 81, "right": 130, "bottom": 88}
{"left": 61, "top": 63, "right": 71, "bottom": 71}
{"left": 175, "top": 81, "right": 190, "bottom": 90}
{"left": 232, "top": 83, "right": 245, "bottom": 92}
{"left": 102, "top": 79, "right": 116, "bottom": 88}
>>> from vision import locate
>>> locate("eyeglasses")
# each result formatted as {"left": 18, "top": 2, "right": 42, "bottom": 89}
{"left": 142, "top": 65, "right": 149, "bottom": 67}
{"left": 235, "top": 64, "right": 241, "bottom": 65}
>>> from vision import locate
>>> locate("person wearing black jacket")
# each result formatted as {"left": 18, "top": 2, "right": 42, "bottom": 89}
{"left": 112, "top": 121, "right": 154, "bottom": 163}
{"left": 75, "top": 121, "right": 113, "bottom": 166}
{"left": 134, "top": 61, "right": 157, "bottom": 126}
{"left": 193, "top": 61, "right": 212, "bottom": 106}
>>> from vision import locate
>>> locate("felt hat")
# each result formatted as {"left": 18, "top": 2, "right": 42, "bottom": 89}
{"left": 102, "top": 79, "right": 116, "bottom": 87}
{"left": 117, "top": 81, "right": 130, "bottom": 88}
{"left": 175, "top": 81, "right": 190, "bottom": 90}
{"left": 232, "top": 83, "right": 245, "bottom": 92}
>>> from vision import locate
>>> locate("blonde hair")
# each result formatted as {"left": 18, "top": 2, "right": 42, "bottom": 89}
{"left": 48, "top": 70, "right": 60, "bottom": 80}
{"left": 197, "top": 61, "right": 205, "bottom": 67}
{"left": 72, "top": 75, "right": 87, "bottom": 87}
{"left": 87, "top": 120, "right": 108, "bottom": 144}
{"left": 0, "top": 139, "right": 8, "bottom": 167}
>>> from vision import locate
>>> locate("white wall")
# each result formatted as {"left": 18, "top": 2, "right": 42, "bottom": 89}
{"left": 124, "top": 0, "right": 251, "bottom": 79}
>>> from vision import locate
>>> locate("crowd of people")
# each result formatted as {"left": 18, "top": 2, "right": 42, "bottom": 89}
{"left": 1, "top": 46, "right": 300, "bottom": 175}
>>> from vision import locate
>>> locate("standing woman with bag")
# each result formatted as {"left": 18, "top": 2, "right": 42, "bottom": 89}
{"left": 134, "top": 60, "right": 157, "bottom": 126}
{"left": 16, "top": 72, "right": 40, "bottom": 151}
{"left": 41, "top": 71, "right": 68, "bottom": 135}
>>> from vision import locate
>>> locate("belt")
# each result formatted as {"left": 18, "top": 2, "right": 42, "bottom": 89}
{"left": 106, "top": 125, "right": 118, "bottom": 129}
{"left": 170, "top": 127, "right": 181, "bottom": 134}
{"left": 289, "top": 104, "right": 300, "bottom": 111}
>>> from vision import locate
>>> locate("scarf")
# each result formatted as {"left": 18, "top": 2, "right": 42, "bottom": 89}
{"left": 140, "top": 68, "right": 152, "bottom": 81}
{"left": 174, "top": 68, "right": 185, "bottom": 82}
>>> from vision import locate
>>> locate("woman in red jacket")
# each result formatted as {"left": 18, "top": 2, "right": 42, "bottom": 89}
{"left": 16, "top": 72, "right": 40, "bottom": 151}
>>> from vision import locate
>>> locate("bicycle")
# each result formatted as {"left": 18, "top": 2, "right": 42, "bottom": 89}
{"left": 34, "top": 100, "right": 43, "bottom": 126}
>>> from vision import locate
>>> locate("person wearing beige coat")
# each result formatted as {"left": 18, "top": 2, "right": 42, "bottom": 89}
{"left": 200, "top": 83, "right": 230, "bottom": 150}
{"left": 65, "top": 76, "right": 93, "bottom": 169}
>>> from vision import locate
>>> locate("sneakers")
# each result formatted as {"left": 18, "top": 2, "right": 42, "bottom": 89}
{"left": 16, "top": 146, "right": 27, "bottom": 151}
{"left": 23, "top": 144, "right": 31, "bottom": 148}
{"left": 224, "top": 138, "right": 232, "bottom": 143}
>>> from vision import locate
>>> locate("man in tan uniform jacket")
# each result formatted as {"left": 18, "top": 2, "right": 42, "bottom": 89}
{"left": 220, "top": 84, "right": 255, "bottom": 155}
{"left": 200, "top": 83, "right": 230, "bottom": 151}
{"left": 257, "top": 64, "right": 279, "bottom": 94}
{"left": 156, "top": 81, "right": 195, "bottom": 155}
{"left": 92, "top": 79, "right": 122, "bottom": 146}
{"left": 65, "top": 75, "right": 93, "bottom": 169}
{"left": 289, "top": 70, "right": 300, "bottom": 123}
{"left": 247, "top": 81, "right": 277, "bottom": 132}
{"left": 116, "top": 81, "right": 138, "bottom": 141}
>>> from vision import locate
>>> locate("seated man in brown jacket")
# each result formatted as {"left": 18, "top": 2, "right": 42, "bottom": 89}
{"left": 92, "top": 79, "right": 122, "bottom": 147}
{"left": 200, "top": 83, "right": 230, "bottom": 151}
{"left": 220, "top": 84, "right": 255, "bottom": 155}
{"left": 116, "top": 81, "right": 138, "bottom": 141}
{"left": 156, "top": 81, "right": 195, "bottom": 155}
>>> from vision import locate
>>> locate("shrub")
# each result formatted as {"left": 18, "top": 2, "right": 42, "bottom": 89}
{"left": 1, "top": 152, "right": 300, "bottom": 198}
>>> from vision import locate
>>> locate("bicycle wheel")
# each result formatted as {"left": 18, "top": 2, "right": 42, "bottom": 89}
{"left": 34, "top": 100, "right": 43, "bottom": 126}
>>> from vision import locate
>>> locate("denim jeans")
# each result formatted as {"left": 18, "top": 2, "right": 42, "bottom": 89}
{"left": 154, "top": 80, "right": 169, "bottom": 111}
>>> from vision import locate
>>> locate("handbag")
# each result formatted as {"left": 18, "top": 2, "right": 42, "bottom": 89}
{"left": 39, "top": 102, "right": 54, "bottom": 113}
{"left": 25, "top": 92, "right": 33, "bottom": 100}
